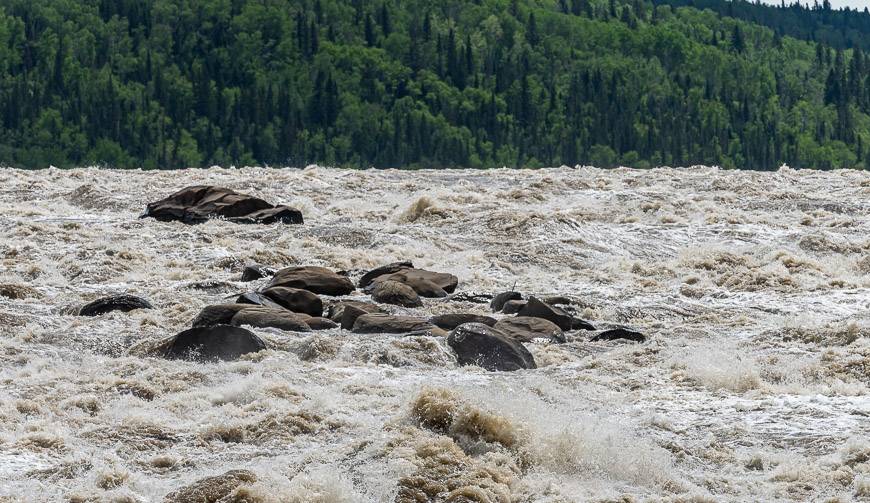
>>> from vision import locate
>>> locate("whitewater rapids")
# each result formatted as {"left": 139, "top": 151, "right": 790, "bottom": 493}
{"left": 0, "top": 166, "right": 868, "bottom": 502}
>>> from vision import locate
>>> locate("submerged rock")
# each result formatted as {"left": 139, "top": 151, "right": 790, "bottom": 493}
{"left": 78, "top": 294, "right": 153, "bottom": 316}
{"left": 261, "top": 286, "right": 323, "bottom": 316}
{"left": 230, "top": 306, "right": 312, "bottom": 332}
{"left": 163, "top": 469, "right": 257, "bottom": 502}
{"left": 371, "top": 280, "right": 423, "bottom": 307}
{"left": 163, "top": 325, "right": 266, "bottom": 361}
{"left": 591, "top": 328, "right": 646, "bottom": 343}
{"left": 351, "top": 313, "right": 437, "bottom": 334}
{"left": 240, "top": 263, "right": 276, "bottom": 282}
{"left": 430, "top": 313, "right": 498, "bottom": 330}
{"left": 304, "top": 317, "right": 339, "bottom": 330}
{"left": 358, "top": 261, "right": 414, "bottom": 289}
{"left": 490, "top": 291, "right": 522, "bottom": 312}
{"left": 493, "top": 316, "right": 565, "bottom": 343}
{"left": 571, "top": 317, "right": 596, "bottom": 331}
{"left": 543, "top": 296, "right": 572, "bottom": 306}
{"left": 447, "top": 323, "right": 536, "bottom": 371}
{"left": 142, "top": 186, "right": 302, "bottom": 225}
{"left": 266, "top": 266, "right": 355, "bottom": 296}
{"left": 517, "top": 296, "right": 573, "bottom": 330}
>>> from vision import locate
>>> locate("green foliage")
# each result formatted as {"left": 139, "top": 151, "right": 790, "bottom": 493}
{"left": 0, "top": 0, "right": 868, "bottom": 169}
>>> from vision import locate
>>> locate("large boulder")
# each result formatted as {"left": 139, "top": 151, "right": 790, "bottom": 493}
{"left": 447, "top": 323, "right": 536, "bottom": 371}
{"left": 230, "top": 306, "right": 311, "bottom": 332}
{"left": 266, "top": 266, "right": 355, "bottom": 296}
{"left": 351, "top": 313, "right": 438, "bottom": 335}
{"left": 371, "top": 280, "right": 422, "bottom": 307}
{"left": 369, "top": 268, "right": 458, "bottom": 297}
{"left": 493, "top": 316, "right": 565, "bottom": 343}
{"left": 163, "top": 469, "right": 257, "bottom": 502}
{"left": 142, "top": 186, "right": 302, "bottom": 225}
{"left": 590, "top": 328, "right": 646, "bottom": 343}
{"left": 79, "top": 294, "right": 152, "bottom": 317}
{"left": 490, "top": 291, "right": 522, "bottom": 312}
{"left": 358, "top": 261, "right": 414, "bottom": 289}
{"left": 240, "top": 264, "right": 276, "bottom": 282}
{"left": 163, "top": 325, "right": 266, "bottom": 361}
{"left": 261, "top": 286, "right": 323, "bottom": 316}
{"left": 430, "top": 313, "right": 497, "bottom": 330}
{"left": 517, "top": 297, "right": 573, "bottom": 330}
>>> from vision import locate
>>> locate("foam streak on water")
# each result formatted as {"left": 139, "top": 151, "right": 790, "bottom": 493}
{"left": 0, "top": 166, "right": 868, "bottom": 502}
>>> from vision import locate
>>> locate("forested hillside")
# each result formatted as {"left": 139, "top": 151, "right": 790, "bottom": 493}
{"left": 1, "top": 0, "right": 869, "bottom": 169}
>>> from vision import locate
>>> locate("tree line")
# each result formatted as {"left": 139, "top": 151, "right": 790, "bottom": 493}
{"left": 0, "top": 0, "right": 868, "bottom": 170}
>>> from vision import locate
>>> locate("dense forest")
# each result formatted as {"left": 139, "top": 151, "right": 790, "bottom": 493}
{"left": 1, "top": 0, "right": 870, "bottom": 169}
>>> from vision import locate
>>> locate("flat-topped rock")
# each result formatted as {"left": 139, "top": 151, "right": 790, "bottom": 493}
{"left": 266, "top": 266, "right": 355, "bottom": 296}
{"left": 351, "top": 313, "right": 438, "bottom": 334}
{"left": 494, "top": 316, "right": 565, "bottom": 343}
{"left": 230, "top": 306, "right": 312, "bottom": 332}
{"left": 430, "top": 313, "right": 497, "bottom": 330}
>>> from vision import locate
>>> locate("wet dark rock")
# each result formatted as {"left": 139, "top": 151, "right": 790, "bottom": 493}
{"left": 517, "top": 297, "right": 573, "bottom": 331}
{"left": 543, "top": 296, "right": 572, "bottom": 306}
{"left": 371, "top": 280, "right": 422, "bottom": 307}
{"left": 326, "top": 301, "right": 384, "bottom": 324}
{"left": 163, "top": 469, "right": 258, "bottom": 502}
{"left": 490, "top": 291, "right": 522, "bottom": 312}
{"left": 230, "top": 306, "right": 311, "bottom": 332}
{"left": 449, "top": 291, "right": 493, "bottom": 304}
{"left": 261, "top": 286, "right": 323, "bottom": 317}
{"left": 590, "top": 328, "right": 646, "bottom": 343}
{"left": 305, "top": 317, "right": 339, "bottom": 330}
{"left": 493, "top": 316, "right": 565, "bottom": 343}
{"left": 358, "top": 261, "right": 414, "bottom": 289}
{"left": 240, "top": 264, "right": 276, "bottom": 282}
{"left": 78, "top": 294, "right": 153, "bottom": 317}
{"left": 266, "top": 266, "right": 355, "bottom": 296}
{"left": 142, "top": 186, "right": 302, "bottom": 225}
{"left": 501, "top": 300, "right": 527, "bottom": 314}
{"left": 191, "top": 304, "right": 250, "bottom": 327}
{"left": 447, "top": 323, "right": 536, "bottom": 372}
{"left": 351, "top": 313, "right": 437, "bottom": 334}
{"left": 235, "top": 292, "right": 284, "bottom": 310}
{"left": 339, "top": 303, "right": 384, "bottom": 330}
{"left": 571, "top": 317, "right": 596, "bottom": 331}
{"left": 163, "top": 325, "right": 266, "bottom": 361}
{"left": 430, "top": 313, "right": 497, "bottom": 330}
{"left": 369, "top": 268, "right": 458, "bottom": 297}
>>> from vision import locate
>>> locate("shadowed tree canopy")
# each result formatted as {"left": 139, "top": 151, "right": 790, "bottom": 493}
{"left": 0, "top": 0, "right": 869, "bottom": 170}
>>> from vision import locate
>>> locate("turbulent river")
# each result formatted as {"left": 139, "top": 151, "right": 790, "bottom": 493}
{"left": 0, "top": 166, "right": 868, "bottom": 502}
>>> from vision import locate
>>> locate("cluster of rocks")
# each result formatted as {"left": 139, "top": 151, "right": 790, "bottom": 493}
{"left": 79, "top": 261, "right": 645, "bottom": 371}
{"left": 76, "top": 187, "right": 646, "bottom": 371}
